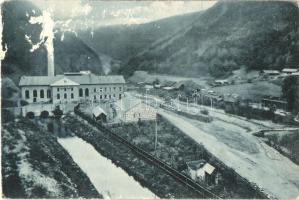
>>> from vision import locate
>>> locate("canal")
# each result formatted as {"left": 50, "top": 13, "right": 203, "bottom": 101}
{"left": 58, "top": 136, "right": 156, "bottom": 199}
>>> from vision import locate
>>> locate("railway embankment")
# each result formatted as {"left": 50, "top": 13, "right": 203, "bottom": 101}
{"left": 65, "top": 108, "right": 267, "bottom": 199}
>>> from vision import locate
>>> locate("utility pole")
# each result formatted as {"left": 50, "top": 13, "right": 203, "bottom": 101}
{"left": 187, "top": 97, "right": 189, "bottom": 112}
{"left": 154, "top": 118, "right": 158, "bottom": 154}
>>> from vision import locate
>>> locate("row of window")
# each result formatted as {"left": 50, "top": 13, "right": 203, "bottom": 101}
{"left": 25, "top": 89, "right": 51, "bottom": 99}
{"left": 57, "top": 93, "right": 74, "bottom": 99}
{"left": 57, "top": 88, "right": 74, "bottom": 92}
{"left": 56, "top": 93, "right": 122, "bottom": 100}
{"left": 57, "top": 87, "right": 122, "bottom": 93}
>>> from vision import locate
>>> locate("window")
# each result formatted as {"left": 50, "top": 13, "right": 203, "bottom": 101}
{"left": 109, "top": 95, "right": 111, "bottom": 99}
{"left": 25, "top": 90, "right": 30, "bottom": 99}
{"left": 47, "top": 89, "right": 51, "bottom": 98}
{"left": 57, "top": 94, "right": 60, "bottom": 99}
{"left": 40, "top": 90, "right": 44, "bottom": 98}
{"left": 71, "top": 93, "right": 74, "bottom": 99}
{"left": 113, "top": 87, "right": 116, "bottom": 91}
{"left": 33, "top": 90, "right": 37, "bottom": 98}
{"left": 71, "top": 88, "right": 73, "bottom": 91}
{"left": 94, "top": 88, "right": 96, "bottom": 92}
{"left": 57, "top": 88, "right": 59, "bottom": 92}
{"left": 64, "top": 93, "right": 67, "bottom": 99}
{"left": 64, "top": 88, "right": 66, "bottom": 91}
{"left": 104, "top": 95, "right": 107, "bottom": 99}
{"left": 110, "top": 87, "right": 112, "bottom": 92}
{"left": 119, "top": 87, "right": 122, "bottom": 91}
{"left": 113, "top": 94, "right": 116, "bottom": 98}
{"left": 79, "top": 88, "right": 83, "bottom": 97}
{"left": 104, "top": 87, "right": 107, "bottom": 92}
{"left": 85, "top": 88, "right": 89, "bottom": 97}
{"left": 100, "top": 88, "right": 103, "bottom": 92}
{"left": 94, "top": 95, "right": 96, "bottom": 100}
{"left": 100, "top": 95, "right": 102, "bottom": 99}
{"left": 119, "top": 94, "right": 122, "bottom": 99}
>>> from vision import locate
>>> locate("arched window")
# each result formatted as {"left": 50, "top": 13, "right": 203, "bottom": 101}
{"left": 47, "top": 89, "right": 51, "bottom": 98}
{"left": 40, "top": 90, "right": 44, "bottom": 98}
{"left": 64, "top": 93, "right": 67, "bottom": 99}
{"left": 25, "top": 90, "right": 30, "bottom": 99}
{"left": 85, "top": 88, "right": 89, "bottom": 97}
{"left": 33, "top": 90, "right": 37, "bottom": 97}
{"left": 79, "top": 88, "right": 83, "bottom": 97}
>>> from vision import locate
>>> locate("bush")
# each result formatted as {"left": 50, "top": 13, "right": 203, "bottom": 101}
{"left": 200, "top": 109, "right": 209, "bottom": 115}
{"left": 2, "top": 99, "right": 17, "bottom": 108}
{"left": 40, "top": 111, "right": 49, "bottom": 118}
{"left": 1, "top": 109, "right": 15, "bottom": 123}
{"left": 53, "top": 106, "right": 63, "bottom": 119}
{"left": 20, "top": 100, "right": 29, "bottom": 106}
{"left": 26, "top": 112, "right": 35, "bottom": 119}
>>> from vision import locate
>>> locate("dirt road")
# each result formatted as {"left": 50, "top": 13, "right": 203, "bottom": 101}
{"left": 158, "top": 109, "right": 299, "bottom": 199}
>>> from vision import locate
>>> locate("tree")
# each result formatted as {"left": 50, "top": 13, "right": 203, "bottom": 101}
{"left": 40, "top": 110, "right": 49, "bottom": 118}
{"left": 52, "top": 106, "right": 63, "bottom": 119}
{"left": 26, "top": 112, "right": 35, "bottom": 119}
{"left": 20, "top": 100, "right": 29, "bottom": 106}
{"left": 1, "top": 109, "right": 14, "bottom": 123}
{"left": 282, "top": 76, "right": 299, "bottom": 113}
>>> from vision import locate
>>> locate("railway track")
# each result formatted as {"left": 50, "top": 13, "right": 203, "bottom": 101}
{"left": 74, "top": 108, "right": 221, "bottom": 199}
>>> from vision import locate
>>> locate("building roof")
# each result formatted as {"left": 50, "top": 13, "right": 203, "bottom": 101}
{"left": 50, "top": 77, "right": 80, "bottom": 86}
{"left": 115, "top": 97, "right": 143, "bottom": 112}
{"left": 19, "top": 73, "right": 125, "bottom": 86}
{"left": 282, "top": 68, "right": 298, "bottom": 73}
{"left": 262, "top": 70, "right": 280, "bottom": 74}
{"left": 92, "top": 106, "right": 107, "bottom": 117}
{"left": 186, "top": 160, "right": 205, "bottom": 170}
{"left": 202, "top": 163, "right": 215, "bottom": 175}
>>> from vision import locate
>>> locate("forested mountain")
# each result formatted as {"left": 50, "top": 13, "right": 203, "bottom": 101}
{"left": 78, "top": 11, "right": 202, "bottom": 62}
{"left": 116, "top": 1, "right": 299, "bottom": 78}
{"left": 1, "top": 0, "right": 103, "bottom": 85}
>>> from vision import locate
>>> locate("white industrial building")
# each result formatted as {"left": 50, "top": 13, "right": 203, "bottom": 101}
{"left": 19, "top": 71, "right": 125, "bottom": 104}
{"left": 115, "top": 97, "right": 157, "bottom": 122}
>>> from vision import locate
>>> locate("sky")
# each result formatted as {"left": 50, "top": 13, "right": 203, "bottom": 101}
{"left": 31, "top": 0, "right": 217, "bottom": 29}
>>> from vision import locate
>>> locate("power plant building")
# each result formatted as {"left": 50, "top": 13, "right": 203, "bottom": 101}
{"left": 19, "top": 71, "right": 125, "bottom": 104}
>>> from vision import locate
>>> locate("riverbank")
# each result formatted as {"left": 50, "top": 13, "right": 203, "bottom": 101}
{"left": 63, "top": 115, "right": 202, "bottom": 198}
{"left": 1, "top": 118, "right": 101, "bottom": 198}
{"left": 58, "top": 136, "right": 155, "bottom": 199}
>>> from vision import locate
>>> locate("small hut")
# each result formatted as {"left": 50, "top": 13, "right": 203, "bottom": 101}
{"left": 92, "top": 106, "right": 107, "bottom": 123}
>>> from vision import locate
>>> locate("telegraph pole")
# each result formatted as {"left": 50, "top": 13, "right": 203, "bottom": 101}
{"left": 154, "top": 118, "right": 158, "bottom": 154}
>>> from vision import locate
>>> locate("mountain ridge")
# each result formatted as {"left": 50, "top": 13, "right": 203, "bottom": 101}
{"left": 118, "top": 1, "right": 299, "bottom": 78}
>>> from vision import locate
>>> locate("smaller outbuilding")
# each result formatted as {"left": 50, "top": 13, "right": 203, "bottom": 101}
{"left": 186, "top": 160, "right": 217, "bottom": 185}
{"left": 282, "top": 68, "right": 298, "bottom": 74}
{"left": 115, "top": 97, "right": 157, "bottom": 123}
{"left": 261, "top": 70, "right": 280, "bottom": 76}
{"left": 92, "top": 106, "right": 107, "bottom": 123}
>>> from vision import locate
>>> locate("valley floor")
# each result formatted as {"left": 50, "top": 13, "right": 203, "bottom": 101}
{"left": 158, "top": 109, "right": 299, "bottom": 199}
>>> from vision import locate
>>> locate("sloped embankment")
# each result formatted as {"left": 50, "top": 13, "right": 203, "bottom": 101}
{"left": 1, "top": 118, "right": 101, "bottom": 198}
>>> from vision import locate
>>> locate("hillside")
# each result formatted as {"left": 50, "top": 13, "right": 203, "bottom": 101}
{"left": 1, "top": 0, "right": 104, "bottom": 85}
{"left": 77, "top": 11, "right": 202, "bottom": 62}
{"left": 118, "top": 1, "right": 299, "bottom": 78}
{"left": 2, "top": 119, "right": 101, "bottom": 198}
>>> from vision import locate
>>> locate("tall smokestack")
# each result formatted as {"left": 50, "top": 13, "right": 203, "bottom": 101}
{"left": 46, "top": 36, "right": 55, "bottom": 76}
{"left": 27, "top": 10, "right": 55, "bottom": 76}
{"left": 43, "top": 11, "right": 55, "bottom": 76}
